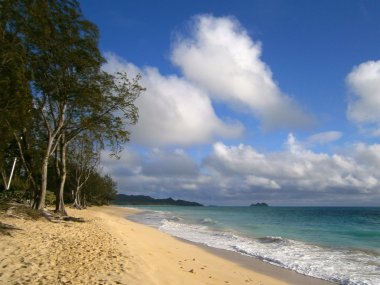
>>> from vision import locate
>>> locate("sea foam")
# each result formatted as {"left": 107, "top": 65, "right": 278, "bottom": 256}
{"left": 159, "top": 219, "right": 380, "bottom": 285}
{"left": 129, "top": 210, "right": 380, "bottom": 285}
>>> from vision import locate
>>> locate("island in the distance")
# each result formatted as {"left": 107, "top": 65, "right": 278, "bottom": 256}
{"left": 250, "top": 202, "right": 269, "bottom": 207}
{"left": 113, "top": 194, "right": 203, "bottom": 206}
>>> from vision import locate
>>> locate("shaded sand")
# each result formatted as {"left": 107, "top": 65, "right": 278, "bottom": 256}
{"left": 0, "top": 206, "right": 334, "bottom": 285}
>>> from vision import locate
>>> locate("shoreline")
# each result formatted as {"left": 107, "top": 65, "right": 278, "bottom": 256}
{"left": 109, "top": 205, "right": 334, "bottom": 285}
{"left": 0, "top": 205, "right": 335, "bottom": 284}
{"left": 183, "top": 239, "right": 335, "bottom": 285}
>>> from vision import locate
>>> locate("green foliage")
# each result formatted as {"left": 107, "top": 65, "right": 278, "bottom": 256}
{"left": 83, "top": 173, "right": 117, "bottom": 206}
{"left": 0, "top": 190, "right": 27, "bottom": 204}
{"left": 45, "top": 191, "right": 56, "bottom": 206}
{"left": 11, "top": 176, "right": 30, "bottom": 193}
{"left": 0, "top": 0, "right": 143, "bottom": 210}
{"left": 0, "top": 173, "right": 32, "bottom": 203}
{"left": 0, "top": 0, "right": 33, "bottom": 187}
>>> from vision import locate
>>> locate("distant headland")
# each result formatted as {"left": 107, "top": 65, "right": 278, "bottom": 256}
{"left": 250, "top": 202, "right": 269, "bottom": 207}
{"left": 113, "top": 194, "right": 203, "bottom": 206}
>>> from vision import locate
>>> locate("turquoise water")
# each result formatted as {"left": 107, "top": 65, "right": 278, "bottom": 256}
{"left": 128, "top": 206, "right": 380, "bottom": 285}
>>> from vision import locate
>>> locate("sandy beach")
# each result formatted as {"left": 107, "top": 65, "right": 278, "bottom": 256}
{"left": 0, "top": 206, "right": 334, "bottom": 285}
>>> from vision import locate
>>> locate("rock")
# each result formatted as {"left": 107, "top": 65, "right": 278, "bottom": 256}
{"left": 249, "top": 202, "right": 269, "bottom": 207}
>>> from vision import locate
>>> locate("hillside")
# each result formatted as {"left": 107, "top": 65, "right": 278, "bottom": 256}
{"left": 113, "top": 194, "right": 203, "bottom": 206}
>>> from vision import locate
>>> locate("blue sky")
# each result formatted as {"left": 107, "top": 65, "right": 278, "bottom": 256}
{"left": 80, "top": 0, "right": 380, "bottom": 206}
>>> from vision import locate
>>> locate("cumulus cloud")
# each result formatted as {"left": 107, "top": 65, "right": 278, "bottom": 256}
{"left": 244, "top": 175, "right": 281, "bottom": 190}
{"left": 100, "top": 149, "right": 142, "bottom": 177}
{"left": 141, "top": 149, "right": 199, "bottom": 176}
{"left": 205, "top": 136, "right": 378, "bottom": 193}
{"left": 347, "top": 60, "right": 380, "bottom": 135}
{"left": 353, "top": 143, "right": 380, "bottom": 169}
{"left": 97, "top": 16, "right": 380, "bottom": 205}
{"left": 101, "top": 15, "right": 318, "bottom": 147}
{"left": 172, "top": 15, "right": 313, "bottom": 130}
{"left": 103, "top": 53, "right": 243, "bottom": 146}
{"left": 100, "top": 147, "right": 205, "bottom": 200}
{"left": 101, "top": 135, "right": 380, "bottom": 206}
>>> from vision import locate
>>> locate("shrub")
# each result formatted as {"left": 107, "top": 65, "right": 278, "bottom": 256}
{"left": 45, "top": 191, "right": 56, "bottom": 206}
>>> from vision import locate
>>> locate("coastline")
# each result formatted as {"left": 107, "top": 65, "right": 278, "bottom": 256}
{"left": 186, "top": 240, "right": 334, "bottom": 285}
{"left": 96, "top": 206, "right": 334, "bottom": 285}
{"left": 0, "top": 205, "right": 334, "bottom": 284}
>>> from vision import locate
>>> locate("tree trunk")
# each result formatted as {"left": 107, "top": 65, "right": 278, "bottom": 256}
{"left": 82, "top": 192, "right": 87, "bottom": 209}
{"left": 72, "top": 186, "right": 82, "bottom": 209}
{"left": 13, "top": 130, "right": 39, "bottom": 202}
{"left": 77, "top": 190, "right": 82, "bottom": 208}
{"left": 35, "top": 101, "right": 66, "bottom": 211}
{"left": 55, "top": 138, "right": 67, "bottom": 215}
{"left": 1, "top": 169, "right": 8, "bottom": 190}
{"left": 33, "top": 149, "right": 50, "bottom": 210}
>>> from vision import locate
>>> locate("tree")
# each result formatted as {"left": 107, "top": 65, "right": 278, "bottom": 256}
{"left": 22, "top": 0, "right": 108, "bottom": 211}
{"left": 1, "top": 0, "right": 143, "bottom": 212}
{"left": 0, "top": 0, "right": 32, "bottom": 193}
{"left": 53, "top": 71, "right": 143, "bottom": 214}
{"left": 82, "top": 173, "right": 117, "bottom": 206}
{"left": 67, "top": 132, "right": 100, "bottom": 209}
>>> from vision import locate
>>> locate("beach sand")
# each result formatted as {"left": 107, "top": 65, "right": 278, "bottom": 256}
{"left": 0, "top": 206, "right": 334, "bottom": 285}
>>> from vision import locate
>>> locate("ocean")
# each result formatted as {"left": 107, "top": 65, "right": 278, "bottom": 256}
{"left": 128, "top": 206, "right": 380, "bottom": 285}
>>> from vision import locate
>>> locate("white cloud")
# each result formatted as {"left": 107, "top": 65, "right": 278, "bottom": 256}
{"left": 102, "top": 136, "right": 380, "bottom": 205}
{"left": 347, "top": 60, "right": 380, "bottom": 135}
{"left": 96, "top": 17, "right": 380, "bottom": 206}
{"left": 172, "top": 15, "right": 313, "bottom": 130}
{"left": 245, "top": 175, "right": 281, "bottom": 189}
{"left": 305, "top": 131, "right": 342, "bottom": 146}
{"left": 100, "top": 149, "right": 142, "bottom": 177}
{"left": 285, "top": 133, "right": 305, "bottom": 155}
{"left": 103, "top": 53, "right": 243, "bottom": 146}
{"left": 204, "top": 137, "right": 379, "bottom": 195}
{"left": 101, "top": 15, "right": 318, "bottom": 147}
{"left": 100, "top": 148, "right": 205, "bottom": 200}
{"left": 354, "top": 143, "right": 380, "bottom": 169}
{"left": 141, "top": 148, "right": 198, "bottom": 176}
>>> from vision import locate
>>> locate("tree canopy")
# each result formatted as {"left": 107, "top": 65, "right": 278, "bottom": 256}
{"left": 0, "top": 0, "right": 144, "bottom": 212}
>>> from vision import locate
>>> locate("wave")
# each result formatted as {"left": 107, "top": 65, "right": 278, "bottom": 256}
{"left": 198, "top": 218, "right": 217, "bottom": 225}
{"left": 158, "top": 220, "right": 380, "bottom": 285}
{"left": 257, "top": 236, "right": 286, "bottom": 244}
{"left": 128, "top": 210, "right": 168, "bottom": 227}
{"left": 168, "top": 215, "right": 182, "bottom": 222}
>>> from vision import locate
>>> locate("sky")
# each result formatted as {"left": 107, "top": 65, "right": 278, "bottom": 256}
{"left": 79, "top": 0, "right": 380, "bottom": 206}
